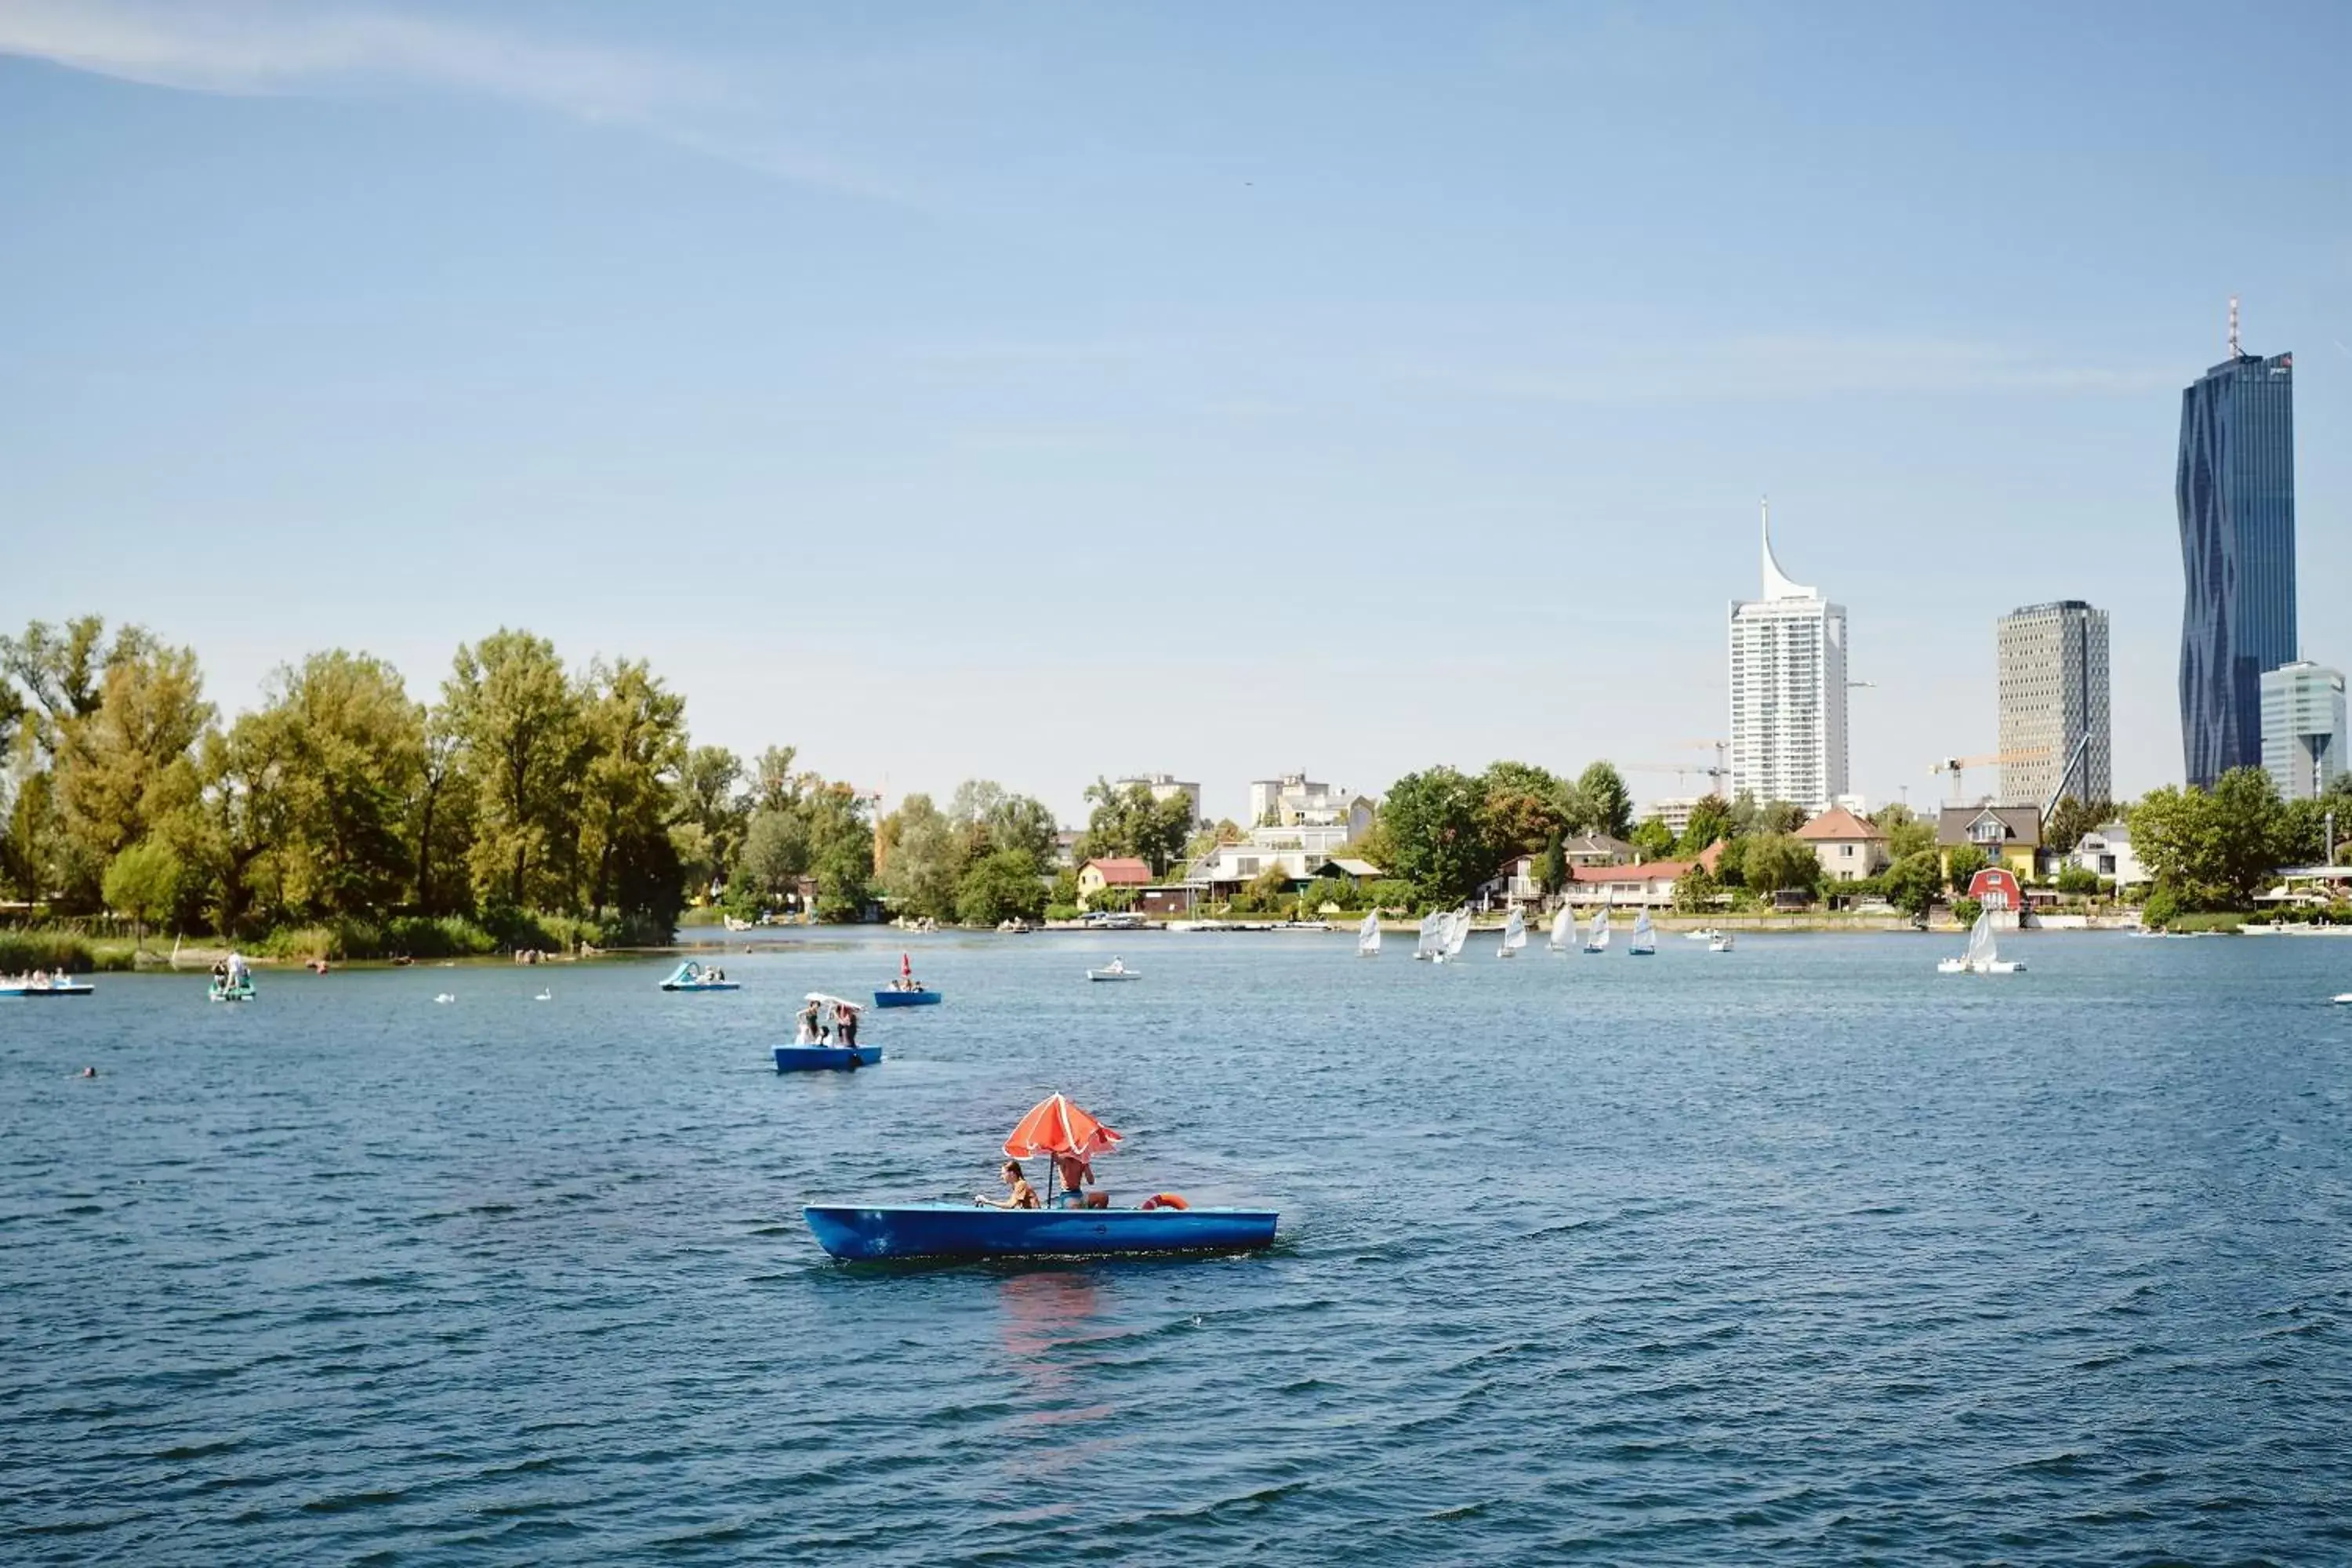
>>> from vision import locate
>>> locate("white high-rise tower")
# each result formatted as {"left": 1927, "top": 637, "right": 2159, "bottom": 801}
{"left": 1729, "top": 501, "right": 1849, "bottom": 814}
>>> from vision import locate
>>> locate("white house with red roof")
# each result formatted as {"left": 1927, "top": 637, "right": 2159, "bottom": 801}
{"left": 1076, "top": 857, "right": 1154, "bottom": 907}
{"left": 1795, "top": 807, "right": 1889, "bottom": 882}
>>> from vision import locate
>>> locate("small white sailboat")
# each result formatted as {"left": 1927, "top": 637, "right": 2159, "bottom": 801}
{"left": 1938, "top": 912, "right": 2024, "bottom": 975}
{"left": 1685, "top": 927, "right": 1716, "bottom": 942}
{"left": 1498, "top": 907, "right": 1526, "bottom": 958}
{"left": 1357, "top": 909, "right": 1381, "bottom": 957}
{"left": 1708, "top": 931, "right": 1735, "bottom": 953}
{"left": 1547, "top": 905, "right": 1574, "bottom": 953}
{"left": 1414, "top": 910, "right": 1448, "bottom": 961}
{"left": 1087, "top": 956, "right": 1141, "bottom": 982}
{"left": 1444, "top": 907, "right": 1472, "bottom": 960}
{"left": 1628, "top": 909, "right": 1656, "bottom": 956}
{"left": 1583, "top": 904, "right": 1611, "bottom": 954}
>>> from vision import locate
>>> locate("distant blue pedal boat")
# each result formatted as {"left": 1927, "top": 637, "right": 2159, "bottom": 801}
{"left": 773, "top": 1044, "right": 883, "bottom": 1073}
{"left": 872, "top": 989, "right": 941, "bottom": 1007}
{"left": 801, "top": 1203, "right": 1279, "bottom": 1261}
{"left": 661, "top": 960, "right": 740, "bottom": 992}
{"left": 1, "top": 978, "right": 94, "bottom": 996}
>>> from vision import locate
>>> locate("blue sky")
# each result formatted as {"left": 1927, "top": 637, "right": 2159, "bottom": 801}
{"left": 2, "top": 1, "right": 2346, "bottom": 823}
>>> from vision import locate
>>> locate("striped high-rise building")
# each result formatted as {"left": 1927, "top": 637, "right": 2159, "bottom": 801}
{"left": 1997, "top": 601, "right": 2111, "bottom": 808}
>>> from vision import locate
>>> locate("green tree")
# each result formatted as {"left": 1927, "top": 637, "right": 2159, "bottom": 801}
{"left": 1951, "top": 896, "right": 1984, "bottom": 926}
{"left": 1875, "top": 802, "right": 1936, "bottom": 861}
{"left": 1234, "top": 863, "right": 1292, "bottom": 913}
{"left": 2042, "top": 795, "right": 2112, "bottom": 856}
{"left": 2130, "top": 768, "right": 2291, "bottom": 907}
{"left": 737, "top": 808, "right": 808, "bottom": 908}
{"left": 103, "top": 837, "right": 183, "bottom": 949}
{"left": 673, "top": 745, "right": 746, "bottom": 901}
{"left": 1479, "top": 760, "right": 1572, "bottom": 855}
{"left": 1672, "top": 862, "right": 1720, "bottom": 913}
{"left": 1884, "top": 851, "right": 1942, "bottom": 917}
{"left": 440, "top": 630, "right": 583, "bottom": 912}
{"left": 801, "top": 782, "right": 876, "bottom": 918}
{"left": 1628, "top": 816, "right": 1675, "bottom": 858}
{"left": 880, "top": 793, "right": 964, "bottom": 921}
{"left": 1675, "top": 795, "right": 1731, "bottom": 858}
{"left": 956, "top": 848, "right": 1045, "bottom": 926}
{"left": 1742, "top": 832, "right": 1820, "bottom": 897}
{"left": 1576, "top": 761, "right": 1634, "bottom": 840}
{"left": 251, "top": 651, "right": 426, "bottom": 923}
{"left": 1535, "top": 828, "right": 1566, "bottom": 895}
{"left": 1944, "top": 842, "right": 1989, "bottom": 891}
{"left": 1380, "top": 766, "right": 1491, "bottom": 902}
{"left": 51, "top": 640, "right": 213, "bottom": 909}
{"left": 574, "top": 659, "right": 688, "bottom": 921}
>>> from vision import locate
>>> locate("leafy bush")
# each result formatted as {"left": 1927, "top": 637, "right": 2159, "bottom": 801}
{"left": 1044, "top": 902, "right": 1082, "bottom": 924}
{"left": 2054, "top": 864, "right": 2100, "bottom": 897}
{"left": 1951, "top": 897, "right": 1983, "bottom": 926}
{"left": 0, "top": 930, "right": 98, "bottom": 973}
{"left": 2139, "top": 887, "right": 2180, "bottom": 930}
{"left": 1362, "top": 880, "right": 1417, "bottom": 914}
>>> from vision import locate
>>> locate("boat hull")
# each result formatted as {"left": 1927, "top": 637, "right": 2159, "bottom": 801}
{"left": 871, "top": 990, "right": 942, "bottom": 1007}
{"left": 662, "top": 982, "right": 742, "bottom": 992}
{"left": 774, "top": 1044, "right": 883, "bottom": 1072}
{"left": 2, "top": 984, "right": 94, "bottom": 996}
{"left": 209, "top": 985, "right": 255, "bottom": 1003}
{"left": 802, "top": 1202, "right": 1279, "bottom": 1261}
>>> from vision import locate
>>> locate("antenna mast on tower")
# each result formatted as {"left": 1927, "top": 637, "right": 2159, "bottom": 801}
{"left": 2229, "top": 295, "right": 2241, "bottom": 358}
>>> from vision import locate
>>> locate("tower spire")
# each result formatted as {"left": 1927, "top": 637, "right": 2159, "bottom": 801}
{"left": 2229, "top": 294, "right": 2241, "bottom": 358}
{"left": 1760, "top": 494, "right": 1816, "bottom": 600}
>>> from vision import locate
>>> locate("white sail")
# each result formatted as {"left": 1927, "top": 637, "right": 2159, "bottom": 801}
{"left": 1414, "top": 910, "right": 1446, "bottom": 960}
{"left": 1630, "top": 909, "right": 1655, "bottom": 953}
{"left": 1965, "top": 911, "right": 1995, "bottom": 969}
{"left": 1444, "top": 908, "right": 1471, "bottom": 957}
{"left": 1584, "top": 905, "right": 1610, "bottom": 952}
{"left": 1358, "top": 909, "right": 1381, "bottom": 955}
{"left": 1548, "top": 905, "right": 1574, "bottom": 950}
{"left": 1501, "top": 907, "right": 1526, "bottom": 955}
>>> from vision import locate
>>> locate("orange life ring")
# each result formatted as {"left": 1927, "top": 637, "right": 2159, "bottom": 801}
{"left": 1141, "top": 1192, "right": 1189, "bottom": 1211}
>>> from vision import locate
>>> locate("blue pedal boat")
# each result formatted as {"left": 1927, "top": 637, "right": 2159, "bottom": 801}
{"left": 661, "top": 960, "right": 741, "bottom": 992}
{"left": 872, "top": 988, "right": 941, "bottom": 1007}
{"left": 2, "top": 978, "right": 94, "bottom": 996}
{"left": 774, "top": 1043, "right": 883, "bottom": 1073}
{"left": 802, "top": 1203, "right": 1279, "bottom": 1261}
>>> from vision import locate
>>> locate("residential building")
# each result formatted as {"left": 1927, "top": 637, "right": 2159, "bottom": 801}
{"left": 1247, "top": 775, "right": 1376, "bottom": 838}
{"left": 1645, "top": 797, "right": 1701, "bottom": 837}
{"left": 2259, "top": 661, "right": 2347, "bottom": 801}
{"left": 1730, "top": 502, "right": 1849, "bottom": 815}
{"left": 2177, "top": 307, "right": 2296, "bottom": 787}
{"left": 1563, "top": 832, "right": 1637, "bottom": 867}
{"left": 1795, "top": 806, "right": 1889, "bottom": 882}
{"left": 1113, "top": 774, "right": 1203, "bottom": 826}
{"left": 1076, "top": 858, "right": 1153, "bottom": 906}
{"left": 1997, "top": 601, "right": 2112, "bottom": 807}
{"left": 1936, "top": 804, "right": 2041, "bottom": 880}
{"left": 2069, "top": 823, "right": 2147, "bottom": 889}
{"left": 1558, "top": 843, "right": 1727, "bottom": 909}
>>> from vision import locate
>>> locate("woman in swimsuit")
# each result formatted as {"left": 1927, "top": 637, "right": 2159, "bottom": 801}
{"left": 976, "top": 1160, "right": 1040, "bottom": 1210}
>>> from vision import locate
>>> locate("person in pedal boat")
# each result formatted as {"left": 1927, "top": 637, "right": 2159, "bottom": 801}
{"left": 1052, "top": 1152, "right": 1109, "bottom": 1210}
{"left": 976, "top": 1160, "right": 1040, "bottom": 1210}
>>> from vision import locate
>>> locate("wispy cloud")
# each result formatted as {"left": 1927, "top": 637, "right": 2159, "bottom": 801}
{"left": 0, "top": 0, "right": 909, "bottom": 201}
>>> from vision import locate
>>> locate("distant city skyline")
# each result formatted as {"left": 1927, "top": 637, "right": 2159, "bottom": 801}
{"left": 2, "top": 3, "right": 2346, "bottom": 824}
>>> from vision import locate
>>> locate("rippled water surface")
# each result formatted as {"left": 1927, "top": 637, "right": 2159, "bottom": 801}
{"left": 7, "top": 930, "right": 2352, "bottom": 1563}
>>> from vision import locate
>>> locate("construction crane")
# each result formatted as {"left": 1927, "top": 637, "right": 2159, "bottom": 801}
{"left": 1929, "top": 748, "right": 2047, "bottom": 805}
{"left": 1624, "top": 750, "right": 1731, "bottom": 794}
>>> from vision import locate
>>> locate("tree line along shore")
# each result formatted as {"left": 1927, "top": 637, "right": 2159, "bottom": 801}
{"left": 5, "top": 615, "right": 2344, "bottom": 973}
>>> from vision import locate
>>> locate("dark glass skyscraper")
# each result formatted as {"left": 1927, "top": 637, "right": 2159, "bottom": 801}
{"left": 2176, "top": 340, "right": 2295, "bottom": 787}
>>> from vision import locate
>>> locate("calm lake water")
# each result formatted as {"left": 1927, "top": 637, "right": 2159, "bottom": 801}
{"left": 5, "top": 929, "right": 2351, "bottom": 1563}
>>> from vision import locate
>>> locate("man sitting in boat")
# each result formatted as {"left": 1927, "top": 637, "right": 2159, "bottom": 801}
{"left": 1053, "top": 1152, "right": 1110, "bottom": 1210}
{"left": 975, "top": 1160, "right": 1041, "bottom": 1210}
